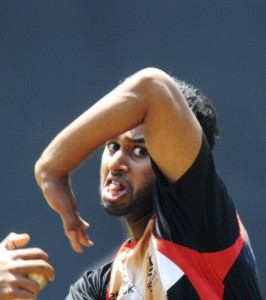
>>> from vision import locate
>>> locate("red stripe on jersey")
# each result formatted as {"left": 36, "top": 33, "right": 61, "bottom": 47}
{"left": 153, "top": 216, "right": 245, "bottom": 299}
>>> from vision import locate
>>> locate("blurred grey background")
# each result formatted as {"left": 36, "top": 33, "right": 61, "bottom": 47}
{"left": 1, "top": 1, "right": 265, "bottom": 299}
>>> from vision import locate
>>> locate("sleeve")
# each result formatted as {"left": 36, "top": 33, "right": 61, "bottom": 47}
{"left": 65, "top": 262, "right": 112, "bottom": 300}
{"left": 151, "top": 134, "right": 239, "bottom": 252}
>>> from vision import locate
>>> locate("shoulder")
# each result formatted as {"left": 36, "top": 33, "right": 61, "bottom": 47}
{"left": 66, "top": 261, "right": 113, "bottom": 300}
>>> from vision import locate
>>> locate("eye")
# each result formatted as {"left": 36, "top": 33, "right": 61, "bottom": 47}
{"left": 132, "top": 146, "right": 148, "bottom": 158}
{"left": 106, "top": 142, "right": 120, "bottom": 154}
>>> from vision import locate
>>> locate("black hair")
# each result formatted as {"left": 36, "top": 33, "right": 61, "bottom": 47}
{"left": 173, "top": 78, "right": 220, "bottom": 150}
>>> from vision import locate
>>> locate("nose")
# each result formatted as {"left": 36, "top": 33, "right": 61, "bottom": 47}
{"left": 108, "top": 150, "right": 129, "bottom": 174}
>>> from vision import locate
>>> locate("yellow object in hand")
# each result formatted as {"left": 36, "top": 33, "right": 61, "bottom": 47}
{"left": 27, "top": 272, "right": 47, "bottom": 290}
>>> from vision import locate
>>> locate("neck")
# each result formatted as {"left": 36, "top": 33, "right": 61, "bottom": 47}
{"left": 125, "top": 211, "right": 153, "bottom": 240}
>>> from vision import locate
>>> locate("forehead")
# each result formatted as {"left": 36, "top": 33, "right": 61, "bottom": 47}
{"left": 116, "top": 125, "right": 144, "bottom": 142}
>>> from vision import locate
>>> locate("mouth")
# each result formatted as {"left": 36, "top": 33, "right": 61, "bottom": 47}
{"left": 103, "top": 178, "right": 127, "bottom": 202}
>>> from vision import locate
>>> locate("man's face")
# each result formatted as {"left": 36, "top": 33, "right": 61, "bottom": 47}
{"left": 100, "top": 125, "right": 155, "bottom": 222}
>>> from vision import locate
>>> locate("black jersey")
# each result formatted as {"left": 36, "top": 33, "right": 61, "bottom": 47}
{"left": 66, "top": 136, "right": 263, "bottom": 299}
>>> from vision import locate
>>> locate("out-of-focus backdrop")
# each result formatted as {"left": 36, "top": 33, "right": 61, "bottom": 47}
{"left": 1, "top": 1, "right": 265, "bottom": 299}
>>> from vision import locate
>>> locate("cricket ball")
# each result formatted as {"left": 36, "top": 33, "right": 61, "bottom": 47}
{"left": 27, "top": 272, "right": 47, "bottom": 290}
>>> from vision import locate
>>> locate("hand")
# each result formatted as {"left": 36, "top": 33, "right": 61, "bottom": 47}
{"left": 40, "top": 176, "right": 93, "bottom": 253}
{"left": 0, "top": 232, "right": 55, "bottom": 300}
{"left": 62, "top": 212, "right": 93, "bottom": 253}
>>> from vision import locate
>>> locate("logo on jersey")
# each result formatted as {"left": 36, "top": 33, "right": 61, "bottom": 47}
{"left": 109, "top": 283, "right": 135, "bottom": 300}
{"left": 147, "top": 255, "right": 158, "bottom": 290}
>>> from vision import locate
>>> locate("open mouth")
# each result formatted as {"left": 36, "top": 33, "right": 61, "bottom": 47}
{"left": 103, "top": 179, "right": 127, "bottom": 201}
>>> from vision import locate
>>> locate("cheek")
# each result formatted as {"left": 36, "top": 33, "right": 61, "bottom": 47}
{"left": 142, "top": 160, "right": 155, "bottom": 178}
{"left": 134, "top": 165, "right": 155, "bottom": 188}
{"left": 100, "top": 157, "right": 109, "bottom": 186}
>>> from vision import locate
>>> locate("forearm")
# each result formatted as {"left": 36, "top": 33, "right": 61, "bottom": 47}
{"left": 35, "top": 68, "right": 173, "bottom": 184}
{"left": 35, "top": 67, "right": 201, "bottom": 187}
{"left": 34, "top": 67, "right": 202, "bottom": 252}
{"left": 34, "top": 68, "right": 171, "bottom": 251}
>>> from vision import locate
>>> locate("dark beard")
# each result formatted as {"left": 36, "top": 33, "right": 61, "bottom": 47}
{"left": 101, "top": 181, "right": 154, "bottom": 222}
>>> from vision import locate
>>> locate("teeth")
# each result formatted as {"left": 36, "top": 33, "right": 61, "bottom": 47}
{"left": 110, "top": 191, "right": 120, "bottom": 195}
{"left": 111, "top": 180, "right": 120, "bottom": 185}
{"left": 107, "top": 179, "right": 124, "bottom": 195}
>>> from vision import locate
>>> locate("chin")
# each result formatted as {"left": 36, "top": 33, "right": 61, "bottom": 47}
{"left": 102, "top": 200, "right": 124, "bottom": 216}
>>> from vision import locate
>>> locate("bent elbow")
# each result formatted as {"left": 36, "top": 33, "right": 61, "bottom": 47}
{"left": 133, "top": 67, "right": 182, "bottom": 108}
{"left": 34, "top": 156, "right": 50, "bottom": 189}
{"left": 134, "top": 68, "right": 169, "bottom": 88}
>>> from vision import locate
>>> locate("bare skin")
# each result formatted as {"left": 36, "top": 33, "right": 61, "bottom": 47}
{"left": 0, "top": 232, "right": 54, "bottom": 300}
{"left": 100, "top": 126, "right": 155, "bottom": 240}
{"left": 35, "top": 68, "right": 202, "bottom": 252}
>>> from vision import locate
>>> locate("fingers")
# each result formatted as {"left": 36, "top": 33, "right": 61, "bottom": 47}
{"left": 1, "top": 242, "right": 55, "bottom": 282}
{"left": 11, "top": 233, "right": 30, "bottom": 249}
{"left": 1, "top": 233, "right": 30, "bottom": 251}
{"left": 64, "top": 216, "right": 93, "bottom": 253}
{"left": 67, "top": 230, "right": 84, "bottom": 253}
{"left": 80, "top": 217, "right": 90, "bottom": 230}
{"left": 78, "top": 216, "right": 94, "bottom": 247}
{"left": 66, "top": 229, "right": 93, "bottom": 253}
{"left": 0, "top": 273, "right": 41, "bottom": 299}
{"left": 0, "top": 285, "right": 36, "bottom": 300}
{"left": 10, "top": 248, "right": 49, "bottom": 262}
{"left": 10, "top": 259, "right": 55, "bottom": 282}
{"left": 3, "top": 253, "right": 55, "bottom": 282}
{"left": 41, "top": 179, "right": 94, "bottom": 252}
{"left": 0, "top": 234, "right": 55, "bottom": 299}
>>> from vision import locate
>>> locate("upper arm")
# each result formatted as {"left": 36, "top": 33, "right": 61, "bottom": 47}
{"left": 35, "top": 68, "right": 202, "bottom": 183}
{"left": 138, "top": 68, "right": 203, "bottom": 182}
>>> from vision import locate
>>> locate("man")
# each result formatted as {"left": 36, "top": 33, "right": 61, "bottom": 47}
{"left": 0, "top": 232, "right": 54, "bottom": 299}
{"left": 34, "top": 68, "right": 263, "bottom": 299}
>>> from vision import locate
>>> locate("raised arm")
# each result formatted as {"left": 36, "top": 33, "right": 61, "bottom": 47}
{"left": 35, "top": 68, "right": 202, "bottom": 252}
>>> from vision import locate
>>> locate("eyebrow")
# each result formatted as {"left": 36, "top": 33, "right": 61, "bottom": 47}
{"left": 125, "top": 137, "right": 145, "bottom": 144}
